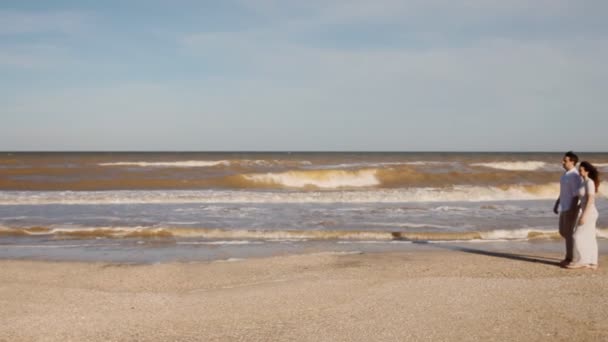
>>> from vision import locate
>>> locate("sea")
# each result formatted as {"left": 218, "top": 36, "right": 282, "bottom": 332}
{"left": 1, "top": 152, "right": 607, "bottom": 263}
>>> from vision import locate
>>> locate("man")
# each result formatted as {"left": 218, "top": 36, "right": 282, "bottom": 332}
{"left": 553, "top": 151, "right": 582, "bottom": 267}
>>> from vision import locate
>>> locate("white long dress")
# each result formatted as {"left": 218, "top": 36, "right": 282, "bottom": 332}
{"left": 572, "top": 179, "right": 599, "bottom": 266}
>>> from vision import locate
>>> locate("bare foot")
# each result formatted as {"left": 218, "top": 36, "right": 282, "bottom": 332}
{"left": 565, "top": 263, "right": 587, "bottom": 269}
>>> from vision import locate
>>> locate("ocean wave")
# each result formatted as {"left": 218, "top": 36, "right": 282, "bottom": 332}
{"left": 99, "top": 161, "right": 230, "bottom": 167}
{"left": 3, "top": 225, "right": 604, "bottom": 241}
{"left": 213, "top": 258, "right": 245, "bottom": 262}
{"left": 0, "top": 162, "right": 566, "bottom": 191}
{"left": 177, "top": 240, "right": 264, "bottom": 245}
{"left": 233, "top": 167, "right": 561, "bottom": 191}
{"left": 98, "top": 160, "right": 454, "bottom": 170}
{"left": 98, "top": 159, "right": 314, "bottom": 168}
{"left": 594, "top": 163, "right": 608, "bottom": 170}
{"left": 471, "top": 161, "right": 547, "bottom": 171}
{"left": 337, "top": 240, "right": 413, "bottom": 244}
{"left": 0, "top": 243, "right": 123, "bottom": 248}
{"left": 366, "top": 222, "right": 458, "bottom": 229}
{"left": 0, "top": 184, "right": 568, "bottom": 205}
{"left": 307, "top": 161, "right": 453, "bottom": 170}
{"left": 243, "top": 169, "right": 380, "bottom": 189}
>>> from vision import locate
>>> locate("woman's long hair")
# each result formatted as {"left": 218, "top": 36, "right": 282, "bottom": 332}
{"left": 580, "top": 161, "right": 600, "bottom": 192}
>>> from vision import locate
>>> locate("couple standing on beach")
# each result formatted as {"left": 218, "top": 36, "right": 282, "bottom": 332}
{"left": 554, "top": 151, "right": 601, "bottom": 270}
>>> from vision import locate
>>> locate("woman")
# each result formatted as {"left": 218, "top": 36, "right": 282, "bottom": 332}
{"left": 567, "top": 161, "right": 600, "bottom": 270}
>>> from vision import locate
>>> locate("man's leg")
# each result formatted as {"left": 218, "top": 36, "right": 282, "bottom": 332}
{"left": 559, "top": 209, "right": 577, "bottom": 263}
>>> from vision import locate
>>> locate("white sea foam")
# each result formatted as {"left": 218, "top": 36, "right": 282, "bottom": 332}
{"left": 0, "top": 243, "right": 122, "bottom": 248}
{"left": 597, "top": 229, "right": 608, "bottom": 239}
{"left": 177, "top": 240, "right": 263, "bottom": 245}
{"left": 99, "top": 160, "right": 230, "bottom": 167}
{"left": 594, "top": 163, "right": 608, "bottom": 170}
{"left": 308, "top": 161, "right": 453, "bottom": 169}
{"left": 479, "top": 228, "right": 558, "bottom": 240}
{"left": 0, "top": 184, "right": 572, "bottom": 205}
{"left": 425, "top": 239, "right": 514, "bottom": 244}
{"left": 309, "top": 251, "right": 365, "bottom": 256}
{"left": 270, "top": 238, "right": 309, "bottom": 243}
{"left": 244, "top": 169, "right": 380, "bottom": 189}
{"left": 471, "top": 161, "right": 547, "bottom": 171}
{"left": 256, "top": 160, "right": 312, "bottom": 166}
{"left": 431, "top": 206, "right": 471, "bottom": 212}
{"left": 98, "top": 159, "right": 314, "bottom": 168}
{"left": 336, "top": 240, "right": 413, "bottom": 244}
{"left": 366, "top": 222, "right": 457, "bottom": 229}
{"left": 213, "top": 258, "right": 245, "bottom": 262}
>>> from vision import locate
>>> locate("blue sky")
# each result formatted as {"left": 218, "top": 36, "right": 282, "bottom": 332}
{"left": 1, "top": 0, "right": 607, "bottom": 151}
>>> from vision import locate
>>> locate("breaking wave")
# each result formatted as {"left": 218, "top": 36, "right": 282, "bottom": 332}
{"left": 99, "top": 161, "right": 230, "bottom": 167}
{"left": 2, "top": 225, "right": 606, "bottom": 241}
{"left": 0, "top": 183, "right": 567, "bottom": 205}
{"left": 594, "top": 163, "right": 608, "bottom": 170}
{"left": 98, "top": 160, "right": 313, "bottom": 168}
{"left": 471, "top": 161, "right": 547, "bottom": 171}
{"left": 243, "top": 169, "right": 380, "bottom": 189}
{"left": 307, "top": 161, "right": 454, "bottom": 170}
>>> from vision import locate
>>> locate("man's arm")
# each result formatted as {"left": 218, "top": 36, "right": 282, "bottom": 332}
{"left": 553, "top": 198, "right": 560, "bottom": 214}
{"left": 570, "top": 174, "right": 582, "bottom": 209}
{"left": 571, "top": 196, "right": 580, "bottom": 210}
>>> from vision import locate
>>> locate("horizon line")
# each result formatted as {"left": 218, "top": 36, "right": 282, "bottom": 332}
{"left": 2, "top": 150, "right": 607, "bottom": 154}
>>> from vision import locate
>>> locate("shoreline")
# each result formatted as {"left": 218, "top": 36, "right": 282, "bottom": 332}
{"left": 2, "top": 239, "right": 608, "bottom": 264}
{"left": 2, "top": 248, "right": 608, "bottom": 341}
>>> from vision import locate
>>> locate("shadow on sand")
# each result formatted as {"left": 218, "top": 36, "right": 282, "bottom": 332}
{"left": 409, "top": 240, "right": 562, "bottom": 267}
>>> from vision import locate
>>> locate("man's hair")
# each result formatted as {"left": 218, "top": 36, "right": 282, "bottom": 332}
{"left": 564, "top": 151, "right": 579, "bottom": 164}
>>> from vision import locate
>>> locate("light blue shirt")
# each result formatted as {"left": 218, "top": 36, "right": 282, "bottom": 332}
{"left": 559, "top": 167, "right": 582, "bottom": 212}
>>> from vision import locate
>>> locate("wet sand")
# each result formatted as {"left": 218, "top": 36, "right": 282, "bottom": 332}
{"left": 1, "top": 249, "right": 608, "bottom": 341}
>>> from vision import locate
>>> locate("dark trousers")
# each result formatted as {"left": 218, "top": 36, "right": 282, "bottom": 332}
{"left": 559, "top": 207, "right": 580, "bottom": 261}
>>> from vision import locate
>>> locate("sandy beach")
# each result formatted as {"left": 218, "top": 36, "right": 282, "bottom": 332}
{"left": 1, "top": 247, "right": 607, "bottom": 342}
